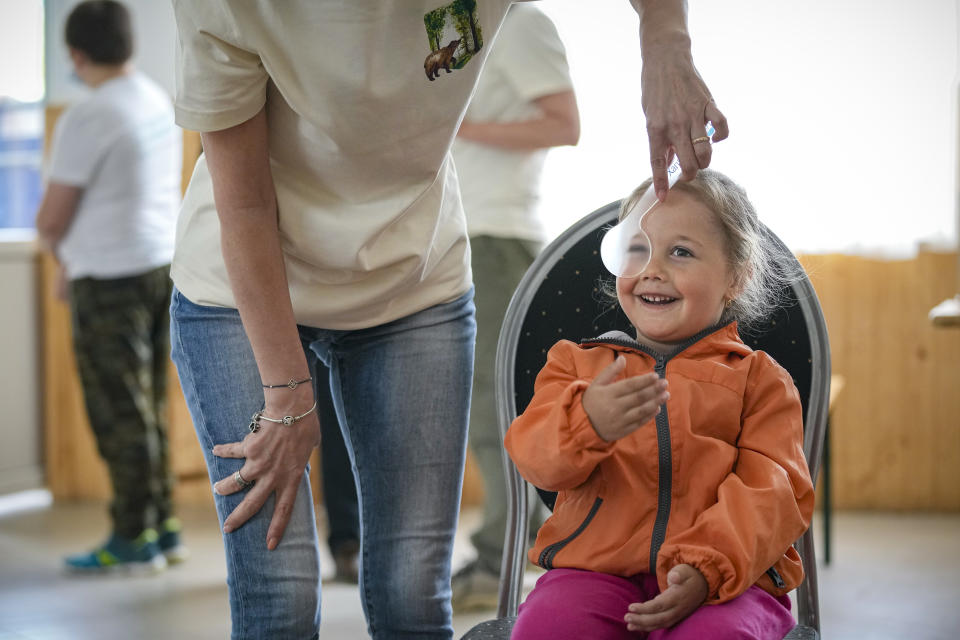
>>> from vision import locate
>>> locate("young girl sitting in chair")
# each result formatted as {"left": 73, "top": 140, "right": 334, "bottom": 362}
{"left": 505, "top": 169, "right": 815, "bottom": 640}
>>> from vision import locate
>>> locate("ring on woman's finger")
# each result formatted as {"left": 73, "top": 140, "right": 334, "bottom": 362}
{"left": 691, "top": 136, "right": 711, "bottom": 145}
{"left": 234, "top": 470, "right": 254, "bottom": 489}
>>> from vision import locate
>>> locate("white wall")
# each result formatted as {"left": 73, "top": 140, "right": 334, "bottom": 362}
{"left": 44, "top": 0, "right": 176, "bottom": 104}
{"left": 0, "top": 231, "right": 41, "bottom": 493}
{"left": 538, "top": 0, "right": 958, "bottom": 255}
{"left": 0, "top": 0, "right": 44, "bottom": 102}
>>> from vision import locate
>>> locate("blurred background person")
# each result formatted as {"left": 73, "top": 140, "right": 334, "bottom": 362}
{"left": 449, "top": 2, "right": 580, "bottom": 611}
{"left": 35, "top": 0, "right": 185, "bottom": 572}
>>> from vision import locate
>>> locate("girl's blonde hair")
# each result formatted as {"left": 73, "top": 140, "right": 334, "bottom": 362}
{"left": 617, "top": 169, "right": 796, "bottom": 333}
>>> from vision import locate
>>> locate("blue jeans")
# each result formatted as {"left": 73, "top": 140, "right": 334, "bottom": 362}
{"left": 170, "top": 288, "right": 476, "bottom": 639}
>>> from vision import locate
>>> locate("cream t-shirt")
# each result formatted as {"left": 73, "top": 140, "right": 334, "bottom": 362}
{"left": 172, "top": 1, "right": 514, "bottom": 329}
{"left": 451, "top": 4, "right": 574, "bottom": 243}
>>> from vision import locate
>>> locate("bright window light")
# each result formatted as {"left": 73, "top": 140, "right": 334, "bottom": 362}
{"left": 0, "top": 0, "right": 45, "bottom": 103}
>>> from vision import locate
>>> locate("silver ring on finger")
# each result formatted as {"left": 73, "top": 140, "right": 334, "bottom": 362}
{"left": 234, "top": 470, "right": 254, "bottom": 489}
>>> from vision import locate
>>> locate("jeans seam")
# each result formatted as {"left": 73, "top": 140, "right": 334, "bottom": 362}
{"left": 336, "top": 351, "right": 377, "bottom": 637}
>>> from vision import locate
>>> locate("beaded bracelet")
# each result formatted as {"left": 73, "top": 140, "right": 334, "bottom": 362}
{"left": 262, "top": 376, "right": 313, "bottom": 390}
{"left": 248, "top": 401, "right": 318, "bottom": 433}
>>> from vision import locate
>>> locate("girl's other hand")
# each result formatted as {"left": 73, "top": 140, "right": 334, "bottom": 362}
{"left": 582, "top": 355, "right": 668, "bottom": 442}
{"left": 624, "top": 564, "right": 708, "bottom": 631}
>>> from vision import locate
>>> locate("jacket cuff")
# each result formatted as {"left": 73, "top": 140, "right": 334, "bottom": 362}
{"left": 657, "top": 546, "right": 730, "bottom": 604}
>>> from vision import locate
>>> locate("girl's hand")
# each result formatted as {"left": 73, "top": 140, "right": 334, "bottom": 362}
{"left": 624, "top": 564, "right": 708, "bottom": 632}
{"left": 211, "top": 404, "right": 320, "bottom": 551}
{"left": 581, "top": 355, "right": 669, "bottom": 442}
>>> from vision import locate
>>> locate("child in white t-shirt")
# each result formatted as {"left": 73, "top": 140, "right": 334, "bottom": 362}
{"left": 36, "top": 0, "right": 185, "bottom": 573}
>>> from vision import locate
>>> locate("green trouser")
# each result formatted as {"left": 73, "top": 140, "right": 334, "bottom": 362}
{"left": 69, "top": 265, "right": 174, "bottom": 539}
{"left": 468, "top": 235, "right": 544, "bottom": 574}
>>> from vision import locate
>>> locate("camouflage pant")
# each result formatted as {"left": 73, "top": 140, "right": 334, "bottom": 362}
{"left": 69, "top": 265, "right": 174, "bottom": 539}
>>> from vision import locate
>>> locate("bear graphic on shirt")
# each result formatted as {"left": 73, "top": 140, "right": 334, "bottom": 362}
{"left": 424, "top": 38, "right": 461, "bottom": 80}
{"left": 423, "top": 1, "right": 483, "bottom": 81}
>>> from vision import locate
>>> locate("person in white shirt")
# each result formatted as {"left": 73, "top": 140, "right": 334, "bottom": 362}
{"left": 449, "top": 3, "right": 580, "bottom": 611}
{"left": 35, "top": 0, "right": 185, "bottom": 574}
{"left": 167, "top": 1, "right": 728, "bottom": 637}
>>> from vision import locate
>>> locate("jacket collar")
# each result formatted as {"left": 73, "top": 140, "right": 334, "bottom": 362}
{"left": 579, "top": 321, "right": 752, "bottom": 361}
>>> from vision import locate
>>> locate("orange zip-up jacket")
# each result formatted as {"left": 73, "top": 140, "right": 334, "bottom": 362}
{"left": 504, "top": 323, "right": 815, "bottom": 604}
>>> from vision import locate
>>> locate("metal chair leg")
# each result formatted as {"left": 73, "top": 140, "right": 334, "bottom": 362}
{"left": 822, "top": 418, "right": 831, "bottom": 565}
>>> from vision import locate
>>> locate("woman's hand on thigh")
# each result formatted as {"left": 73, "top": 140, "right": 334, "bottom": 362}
{"left": 624, "top": 564, "right": 708, "bottom": 632}
{"left": 212, "top": 414, "right": 320, "bottom": 550}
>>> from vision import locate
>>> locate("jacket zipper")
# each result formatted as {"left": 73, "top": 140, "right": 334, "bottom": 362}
{"left": 766, "top": 566, "right": 786, "bottom": 589}
{"left": 538, "top": 497, "right": 603, "bottom": 570}
{"left": 579, "top": 323, "right": 731, "bottom": 574}
{"left": 648, "top": 353, "right": 672, "bottom": 571}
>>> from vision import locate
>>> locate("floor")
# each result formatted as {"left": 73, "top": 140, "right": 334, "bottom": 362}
{"left": 0, "top": 491, "right": 957, "bottom": 639}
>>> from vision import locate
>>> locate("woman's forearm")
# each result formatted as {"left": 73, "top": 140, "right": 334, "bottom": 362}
{"left": 202, "top": 108, "right": 312, "bottom": 414}
{"left": 219, "top": 209, "right": 313, "bottom": 408}
{"left": 627, "top": 0, "right": 726, "bottom": 198}
{"left": 630, "top": 0, "right": 691, "bottom": 56}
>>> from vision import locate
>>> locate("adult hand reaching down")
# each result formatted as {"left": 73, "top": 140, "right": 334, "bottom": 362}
{"left": 630, "top": 0, "right": 729, "bottom": 200}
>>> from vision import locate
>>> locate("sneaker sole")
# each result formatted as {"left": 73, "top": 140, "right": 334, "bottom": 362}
{"left": 65, "top": 556, "right": 168, "bottom": 575}
{"left": 162, "top": 545, "right": 191, "bottom": 565}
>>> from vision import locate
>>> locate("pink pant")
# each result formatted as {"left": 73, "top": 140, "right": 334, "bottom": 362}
{"left": 511, "top": 569, "right": 795, "bottom": 640}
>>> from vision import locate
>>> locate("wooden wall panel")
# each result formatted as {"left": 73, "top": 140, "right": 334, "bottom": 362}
{"left": 800, "top": 250, "right": 960, "bottom": 511}
{"left": 181, "top": 129, "right": 202, "bottom": 194}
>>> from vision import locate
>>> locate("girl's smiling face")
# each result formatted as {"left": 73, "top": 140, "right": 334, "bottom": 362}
{"left": 616, "top": 190, "right": 738, "bottom": 353}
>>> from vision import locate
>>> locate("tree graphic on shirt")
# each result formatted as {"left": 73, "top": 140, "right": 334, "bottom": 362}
{"left": 423, "top": 0, "right": 483, "bottom": 69}
{"left": 451, "top": 0, "right": 480, "bottom": 54}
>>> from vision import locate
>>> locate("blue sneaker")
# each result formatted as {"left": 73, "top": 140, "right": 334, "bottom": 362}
{"left": 157, "top": 517, "right": 190, "bottom": 565}
{"left": 64, "top": 529, "right": 167, "bottom": 574}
